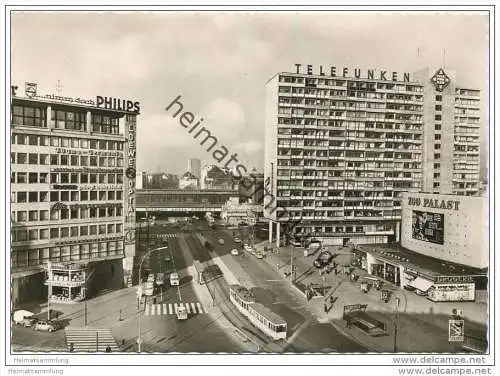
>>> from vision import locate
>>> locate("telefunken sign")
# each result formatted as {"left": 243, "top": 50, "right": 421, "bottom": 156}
{"left": 294, "top": 64, "right": 412, "bottom": 82}
{"left": 407, "top": 197, "right": 460, "bottom": 211}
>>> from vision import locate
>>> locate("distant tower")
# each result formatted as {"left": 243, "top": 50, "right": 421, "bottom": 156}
{"left": 188, "top": 158, "right": 201, "bottom": 187}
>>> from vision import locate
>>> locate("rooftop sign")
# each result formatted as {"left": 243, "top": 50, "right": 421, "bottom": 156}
{"left": 293, "top": 64, "right": 412, "bottom": 82}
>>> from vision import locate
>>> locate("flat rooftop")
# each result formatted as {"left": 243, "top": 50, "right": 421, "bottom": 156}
{"left": 355, "top": 244, "right": 487, "bottom": 278}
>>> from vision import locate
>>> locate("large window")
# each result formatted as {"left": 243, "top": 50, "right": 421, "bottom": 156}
{"left": 91, "top": 113, "right": 120, "bottom": 134}
{"left": 52, "top": 109, "right": 87, "bottom": 131}
{"left": 12, "top": 104, "right": 46, "bottom": 127}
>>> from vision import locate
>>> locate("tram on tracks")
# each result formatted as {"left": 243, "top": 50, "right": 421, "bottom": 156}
{"left": 229, "top": 284, "right": 287, "bottom": 340}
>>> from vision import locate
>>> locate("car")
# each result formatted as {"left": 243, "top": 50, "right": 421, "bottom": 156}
{"left": 156, "top": 273, "right": 165, "bottom": 286}
{"left": 313, "top": 250, "right": 334, "bottom": 268}
{"left": 218, "top": 238, "right": 225, "bottom": 245}
{"left": 33, "top": 320, "right": 60, "bottom": 333}
{"left": 230, "top": 249, "right": 239, "bottom": 256}
{"left": 170, "top": 272, "right": 180, "bottom": 286}
{"left": 238, "top": 222, "right": 247, "bottom": 227}
{"left": 234, "top": 237, "right": 242, "bottom": 243}
{"left": 255, "top": 252, "right": 264, "bottom": 259}
{"left": 13, "top": 310, "right": 35, "bottom": 327}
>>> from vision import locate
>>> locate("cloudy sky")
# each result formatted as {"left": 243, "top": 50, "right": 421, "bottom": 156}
{"left": 11, "top": 11, "right": 489, "bottom": 175}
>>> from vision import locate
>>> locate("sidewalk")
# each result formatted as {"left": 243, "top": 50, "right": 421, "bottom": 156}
{"left": 254, "top": 241, "right": 488, "bottom": 352}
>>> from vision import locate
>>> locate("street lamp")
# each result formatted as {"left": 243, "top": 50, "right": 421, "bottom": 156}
{"left": 392, "top": 290, "right": 407, "bottom": 352}
{"left": 137, "top": 245, "right": 168, "bottom": 353}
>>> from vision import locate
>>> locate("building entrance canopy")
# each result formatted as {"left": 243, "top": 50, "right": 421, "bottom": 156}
{"left": 409, "top": 277, "right": 434, "bottom": 292}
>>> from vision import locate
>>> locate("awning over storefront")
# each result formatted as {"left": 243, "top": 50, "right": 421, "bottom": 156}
{"left": 410, "top": 277, "right": 434, "bottom": 292}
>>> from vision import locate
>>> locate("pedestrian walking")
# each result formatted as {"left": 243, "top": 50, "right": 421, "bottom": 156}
{"left": 105, "top": 345, "right": 111, "bottom": 353}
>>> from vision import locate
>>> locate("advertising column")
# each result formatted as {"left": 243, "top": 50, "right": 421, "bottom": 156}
{"left": 123, "top": 114, "right": 137, "bottom": 287}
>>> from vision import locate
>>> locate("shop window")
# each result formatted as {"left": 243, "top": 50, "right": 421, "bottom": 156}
{"left": 80, "top": 191, "right": 88, "bottom": 200}
{"left": 29, "top": 192, "right": 38, "bottom": 202}
{"left": 80, "top": 226, "right": 88, "bottom": 236}
{"left": 17, "top": 172, "right": 27, "bottom": 183}
{"left": 28, "top": 153, "right": 38, "bottom": 164}
{"left": 17, "top": 192, "right": 27, "bottom": 203}
{"left": 40, "top": 210, "right": 49, "bottom": 220}
{"left": 28, "top": 210, "right": 38, "bottom": 221}
{"left": 40, "top": 229, "right": 49, "bottom": 240}
{"left": 17, "top": 153, "right": 27, "bottom": 164}
{"left": 17, "top": 211, "right": 27, "bottom": 222}
{"left": 12, "top": 104, "right": 46, "bottom": 127}
{"left": 40, "top": 173, "right": 48, "bottom": 183}
{"left": 81, "top": 174, "right": 88, "bottom": 183}
{"left": 39, "top": 154, "right": 49, "bottom": 165}
{"left": 28, "top": 135, "right": 38, "bottom": 145}
{"left": 52, "top": 109, "right": 86, "bottom": 131}
{"left": 28, "top": 230, "right": 38, "bottom": 241}
{"left": 28, "top": 173, "right": 38, "bottom": 183}
{"left": 40, "top": 192, "right": 48, "bottom": 202}
{"left": 50, "top": 191, "right": 59, "bottom": 202}
{"left": 50, "top": 228, "right": 59, "bottom": 239}
{"left": 61, "top": 191, "right": 69, "bottom": 201}
{"left": 89, "top": 225, "right": 97, "bottom": 235}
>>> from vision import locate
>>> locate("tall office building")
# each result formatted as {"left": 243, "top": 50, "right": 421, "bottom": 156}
{"left": 264, "top": 65, "right": 481, "bottom": 247}
{"left": 414, "top": 67, "right": 481, "bottom": 195}
{"left": 188, "top": 158, "right": 201, "bottom": 186}
{"left": 10, "top": 82, "right": 139, "bottom": 305}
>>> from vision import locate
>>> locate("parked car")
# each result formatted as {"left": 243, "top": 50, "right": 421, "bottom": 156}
{"left": 33, "top": 320, "right": 60, "bottom": 333}
{"left": 170, "top": 272, "right": 180, "bottom": 286}
{"left": 156, "top": 273, "right": 165, "bottom": 286}
{"left": 13, "top": 310, "right": 36, "bottom": 327}
{"left": 218, "top": 238, "right": 225, "bottom": 245}
{"left": 255, "top": 252, "right": 264, "bottom": 259}
{"left": 230, "top": 249, "right": 239, "bottom": 256}
{"left": 313, "top": 250, "right": 334, "bottom": 268}
{"left": 234, "top": 237, "right": 242, "bottom": 243}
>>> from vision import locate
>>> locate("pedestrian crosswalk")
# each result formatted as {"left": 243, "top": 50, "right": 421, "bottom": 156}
{"left": 144, "top": 302, "right": 209, "bottom": 316}
{"left": 65, "top": 327, "right": 119, "bottom": 352}
{"left": 156, "top": 234, "right": 177, "bottom": 239}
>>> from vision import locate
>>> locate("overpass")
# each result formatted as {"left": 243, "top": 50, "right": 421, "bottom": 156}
{"left": 136, "top": 189, "right": 238, "bottom": 216}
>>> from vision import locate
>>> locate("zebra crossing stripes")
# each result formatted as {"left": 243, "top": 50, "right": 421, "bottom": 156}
{"left": 144, "top": 302, "right": 208, "bottom": 316}
{"left": 65, "top": 327, "right": 119, "bottom": 352}
{"left": 155, "top": 233, "right": 177, "bottom": 239}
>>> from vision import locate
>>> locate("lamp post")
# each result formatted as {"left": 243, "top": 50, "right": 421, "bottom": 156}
{"left": 137, "top": 245, "right": 168, "bottom": 353}
{"left": 392, "top": 290, "right": 407, "bottom": 353}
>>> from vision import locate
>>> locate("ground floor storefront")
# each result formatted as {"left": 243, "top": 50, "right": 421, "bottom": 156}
{"left": 354, "top": 245, "right": 487, "bottom": 303}
{"left": 12, "top": 258, "right": 129, "bottom": 309}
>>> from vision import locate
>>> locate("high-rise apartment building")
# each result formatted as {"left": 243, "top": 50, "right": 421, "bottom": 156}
{"left": 414, "top": 67, "right": 481, "bottom": 195}
{"left": 264, "top": 65, "right": 480, "bottom": 247}
{"left": 10, "top": 83, "right": 139, "bottom": 305}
